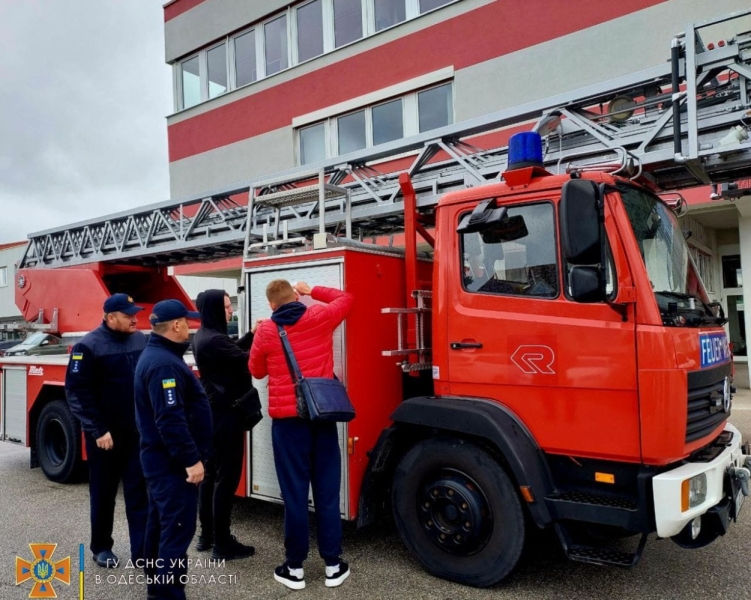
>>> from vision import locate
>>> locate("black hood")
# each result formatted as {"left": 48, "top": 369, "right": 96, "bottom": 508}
{"left": 198, "top": 289, "right": 228, "bottom": 333}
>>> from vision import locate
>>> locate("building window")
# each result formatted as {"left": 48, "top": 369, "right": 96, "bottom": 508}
{"left": 334, "top": 0, "right": 363, "bottom": 47}
{"left": 338, "top": 110, "right": 367, "bottom": 154}
{"left": 372, "top": 98, "right": 403, "bottom": 145}
{"left": 207, "top": 44, "right": 228, "bottom": 99}
{"left": 234, "top": 30, "right": 258, "bottom": 87}
{"left": 181, "top": 56, "right": 201, "bottom": 109}
{"left": 300, "top": 123, "right": 327, "bottom": 164}
{"left": 418, "top": 83, "right": 453, "bottom": 132}
{"left": 297, "top": 0, "right": 325, "bottom": 63}
{"left": 689, "top": 246, "right": 715, "bottom": 293}
{"left": 265, "top": 15, "right": 289, "bottom": 76}
{"left": 722, "top": 255, "right": 743, "bottom": 288}
{"left": 374, "top": 0, "right": 407, "bottom": 31}
{"left": 297, "top": 82, "right": 453, "bottom": 164}
{"left": 420, "top": 0, "right": 452, "bottom": 12}
{"left": 0, "top": 266, "right": 7, "bottom": 287}
{"left": 461, "top": 202, "right": 559, "bottom": 298}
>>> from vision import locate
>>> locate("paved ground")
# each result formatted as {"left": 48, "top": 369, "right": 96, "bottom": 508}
{"left": 2, "top": 393, "right": 751, "bottom": 600}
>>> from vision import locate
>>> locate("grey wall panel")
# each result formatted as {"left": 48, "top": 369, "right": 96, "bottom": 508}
{"left": 168, "top": 128, "right": 294, "bottom": 198}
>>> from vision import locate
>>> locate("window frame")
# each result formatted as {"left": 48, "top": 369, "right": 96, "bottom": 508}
{"left": 0, "top": 266, "right": 7, "bottom": 288}
{"left": 230, "top": 27, "right": 261, "bottom": 90}
{"left": 458, "top": 200, "right": 562, "bottom": 301}
{"left": 178, "top": 53, "right": 202, "bottom": 111}
{"left": 206, "top": 40, "right": 229, "bottom": 100}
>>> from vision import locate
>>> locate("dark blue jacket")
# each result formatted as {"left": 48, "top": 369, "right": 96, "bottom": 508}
{"left": 134, "top": 333, "right": 212, "bottom": 478}
{"left": 65, "top": 322, "right": 147, "bottom": 440}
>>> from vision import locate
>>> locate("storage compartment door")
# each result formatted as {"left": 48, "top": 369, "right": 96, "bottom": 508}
{"left": 247, "top": 260, "right": 349, "bottom": 517}
{"left": 2, "top": 367, "right": 28, "bottom": 444}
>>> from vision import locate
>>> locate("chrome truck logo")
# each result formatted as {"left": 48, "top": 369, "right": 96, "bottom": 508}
{"left": 511, "top": 345, "right": 556, "bottom": 374}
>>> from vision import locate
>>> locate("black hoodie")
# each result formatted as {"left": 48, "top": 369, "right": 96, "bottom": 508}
{"left": 192, "top": 289, "right": 254, "bottom": 411}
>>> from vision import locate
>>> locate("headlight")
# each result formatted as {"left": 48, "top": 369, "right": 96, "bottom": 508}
{"left": 681, "top": 473, "right": 707, "bottom": 511}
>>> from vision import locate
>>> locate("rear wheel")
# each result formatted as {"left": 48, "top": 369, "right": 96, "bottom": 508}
{"left": 36, "top": 400, "right": 82, "bottom": 483}
{"left": 392, "top": 437, "right": 525, "bottom": 587}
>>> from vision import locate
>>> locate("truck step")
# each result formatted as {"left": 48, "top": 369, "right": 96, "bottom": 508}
{"left": 554, "top": 524, "right": 648, "bottom": 568}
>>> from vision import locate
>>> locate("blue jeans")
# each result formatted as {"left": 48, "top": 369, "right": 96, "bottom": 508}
{"left": 271, "top": 418, "right": 342, "bottom": 567}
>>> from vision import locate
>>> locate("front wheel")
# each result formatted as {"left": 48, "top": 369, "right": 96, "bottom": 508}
{"left": 392, "top": 437, "right": 525, "bottom": 587}
{"left": 36, "top": 400, "right": 82, "bottom": 483}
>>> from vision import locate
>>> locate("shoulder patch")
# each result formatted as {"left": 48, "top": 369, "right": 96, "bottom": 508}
{"left": 162, "top": 379, "right": 176, "bottom": 389}
{"left": 72, "top": 353, "right": 83, "bottom": 360}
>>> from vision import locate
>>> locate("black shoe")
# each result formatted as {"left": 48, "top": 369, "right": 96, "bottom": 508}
{"left": 211, "top": 535, "right": 255, "bottom": 560}
{"left": 274, "top": 563, "right": 305, "bottom": 590}
{"left": 92, "top": 550, "right": 119, "bottom": 568}
{"left": 195, "top": 535, "right": 213, "bottom": 552}
{"left": 325, "top": 561, "right": 350, "bottom": 588}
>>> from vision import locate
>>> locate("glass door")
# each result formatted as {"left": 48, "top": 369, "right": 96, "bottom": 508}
{"left": 721, "top": 252, "right": 747, "bottom": 363}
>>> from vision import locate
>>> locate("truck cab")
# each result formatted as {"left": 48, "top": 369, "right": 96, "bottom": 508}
{"left": 384, "top": 133, "right": 749, "bottom": 587}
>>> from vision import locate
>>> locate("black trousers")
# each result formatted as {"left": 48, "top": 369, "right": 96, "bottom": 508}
{"left": 144, "top": 471, "right": 198, "bottom": 600}
{"left": 198, "top": 409, "right": 244, "bottom": 546}
{"left": 84, "top": 432, "right": 148, "bottom": 560}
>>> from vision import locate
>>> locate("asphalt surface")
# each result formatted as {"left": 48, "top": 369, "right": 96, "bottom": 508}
{"left": 2, "top": 394, "right": 751, "bottom": 600}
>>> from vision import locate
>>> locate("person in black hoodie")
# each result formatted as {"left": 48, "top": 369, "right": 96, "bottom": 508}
{"left": 192, "top": 289, "right": 259, "bottom": 560}
{"left": 65, "top": 293, "right": 149, "bottom": 569}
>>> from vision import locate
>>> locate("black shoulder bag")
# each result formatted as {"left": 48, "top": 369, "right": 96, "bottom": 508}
{"left": 277, "top": 324, "right": 355, "bottom": 423}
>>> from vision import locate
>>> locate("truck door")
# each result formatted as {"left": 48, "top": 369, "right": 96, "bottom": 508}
{"left": 444, "top": 197, "right": 640, "bottom": 462}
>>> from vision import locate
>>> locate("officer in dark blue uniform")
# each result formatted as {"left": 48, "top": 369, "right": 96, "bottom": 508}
{"left": 135, "top": 300, "right": 212, "bottom": 600}
{"left": 65, "top": 293, "right": 148, "bottom": 569}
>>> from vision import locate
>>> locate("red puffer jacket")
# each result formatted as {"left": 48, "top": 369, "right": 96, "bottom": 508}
{"left": 249, "top": 286, "right": 354, "bottom": 419}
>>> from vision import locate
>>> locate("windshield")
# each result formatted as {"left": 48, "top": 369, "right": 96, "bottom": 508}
{"left": 620, "top": 185, "right": 717, "bottom": 326}
{"left": 18, "top": 333, "right": 48, "bottom": 347}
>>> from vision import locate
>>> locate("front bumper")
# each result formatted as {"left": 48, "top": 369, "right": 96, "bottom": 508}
{"left": 652, "top": 424, "right": 749, "bottom": 538}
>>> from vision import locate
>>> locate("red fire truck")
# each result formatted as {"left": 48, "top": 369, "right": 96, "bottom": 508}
{"left": 2, "top": 10, "right": 751, "bottom": 587}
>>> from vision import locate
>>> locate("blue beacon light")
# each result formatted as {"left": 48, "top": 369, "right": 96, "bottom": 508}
{"left": 507, "top": 132, "right": 544, "bottom": 170}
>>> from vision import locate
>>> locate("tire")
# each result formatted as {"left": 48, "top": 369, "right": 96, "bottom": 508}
{"left": 36, "top": 400, "right": 82, "bottom": 483}
{"left": 391, "top": 437, "right": 525, "bottom": 587}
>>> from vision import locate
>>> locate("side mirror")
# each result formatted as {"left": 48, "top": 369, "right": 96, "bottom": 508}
{"left": 560, "top": 180, "right": 606, "bottom": 303}
{"left": 569, "top": 267, "right": 606, "bottom": 303}
{"left": 560, "top": 179, "right": 602, "bottom": 264}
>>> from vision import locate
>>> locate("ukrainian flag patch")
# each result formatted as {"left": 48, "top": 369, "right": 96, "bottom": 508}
{"left": 162, "top": 379, "right": 176, "bottom": 389}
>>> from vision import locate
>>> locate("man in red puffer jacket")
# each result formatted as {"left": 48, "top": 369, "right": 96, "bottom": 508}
{"left": 249, "top": 279, "right": 353, "bottom": 591}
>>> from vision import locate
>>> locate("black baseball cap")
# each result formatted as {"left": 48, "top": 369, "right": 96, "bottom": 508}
{"left": 150, "top": 299, "right": 200, "bottom": 325}
{"left": 103, "top": 293, "right": 143, "bottom": 316}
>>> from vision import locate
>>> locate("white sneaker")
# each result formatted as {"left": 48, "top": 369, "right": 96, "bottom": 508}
{"left": 325, "top": 561, "right": 350, "bottom": 588}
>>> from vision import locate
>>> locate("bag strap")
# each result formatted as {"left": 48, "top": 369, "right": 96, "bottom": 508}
{"left": 277, "top": 323, "right": 304, "bottom": 385}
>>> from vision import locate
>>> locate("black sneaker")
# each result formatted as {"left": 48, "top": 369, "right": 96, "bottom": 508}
{"left": 195, "top": 535, "right": 213, "bottom": 552}
{"left": 325, "top": 561, "right": 350, "bottom": 588}
{"left": 211, "top": 535, "right": 255, "bottom": 561}
{"left": 274, "top": 563, "right": 305, "bottom": 590}
{"left": 92, "top": 550, "right": 119, "bottom": 569}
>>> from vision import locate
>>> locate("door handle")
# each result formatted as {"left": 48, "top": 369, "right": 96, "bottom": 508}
{"left": 450, "top": 341, "right": 483, "bottom": 350}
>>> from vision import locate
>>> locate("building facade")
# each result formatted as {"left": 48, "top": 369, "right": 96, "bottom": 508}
{"left": 0, "top": 242, "right": 27, "bottom": 341}
{"left": 163, "top": 0, "right": 751, "bottom": 372}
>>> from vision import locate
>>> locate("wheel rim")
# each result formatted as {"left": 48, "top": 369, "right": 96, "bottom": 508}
{"left": 418, "top": 468, "right": 493, "bottom": 555}
{"left": 43, "top": 418, "right": 68, "bottom": 467}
